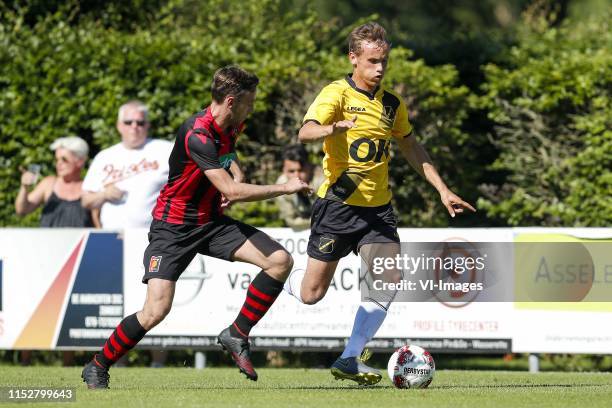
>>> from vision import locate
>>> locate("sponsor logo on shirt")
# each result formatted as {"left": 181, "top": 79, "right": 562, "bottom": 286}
{"left": 348, "top": 106, "right": 366, "bottom": 112}
{"left": 383, "top": 105, "right": 395, "bottom": 120}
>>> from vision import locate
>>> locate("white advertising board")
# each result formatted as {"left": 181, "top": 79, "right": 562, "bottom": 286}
{"left": 1, "top": 227, "right": 610, "bottom": 353}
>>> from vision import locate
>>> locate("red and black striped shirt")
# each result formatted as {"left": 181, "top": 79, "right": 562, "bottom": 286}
{"left": 152, "top": 108, "right": 242, "bottom": 225}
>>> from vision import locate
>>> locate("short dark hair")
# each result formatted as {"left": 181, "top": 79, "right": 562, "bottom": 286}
{"left": 282, "top": 144, "right": 309, "bottom": 167}
{"left": 211, "top": 65, "right": 259, "bottom": 103}
{"left": 348, "top": 22, "right": 390, "bottom": 56}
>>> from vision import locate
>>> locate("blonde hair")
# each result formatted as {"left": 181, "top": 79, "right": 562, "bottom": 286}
{"left": 348, "top": 22, "right": 390, "bottom": 56}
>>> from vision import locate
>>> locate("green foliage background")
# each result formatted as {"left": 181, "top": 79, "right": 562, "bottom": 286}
{"left": 478, "top": 15, "right": 611, "bottom": 226}
{"left": 0, "top": 0, "right": 609, "bottom": 227}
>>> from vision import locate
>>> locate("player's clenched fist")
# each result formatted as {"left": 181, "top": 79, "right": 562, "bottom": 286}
{"left": 331, "top": 115, "right": 358, "bottom": 135}
{"left": 284, "top": 177, "right": 313, "bottom": 195}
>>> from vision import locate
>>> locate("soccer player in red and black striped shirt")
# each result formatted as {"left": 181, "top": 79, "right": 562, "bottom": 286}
{"left": 82, "top": 66, "right": 311, "bottom": 389}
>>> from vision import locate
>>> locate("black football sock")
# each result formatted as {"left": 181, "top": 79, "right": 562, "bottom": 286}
{"left": 93, "top": 313, "right": 147, "bottom": 369}
{"left": 230, "top": 271, "right": 284, "bottom": 339}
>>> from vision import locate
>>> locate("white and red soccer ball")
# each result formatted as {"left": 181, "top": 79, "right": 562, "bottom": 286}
{"left": 387, "top": 344, "right": 435, "bottom": 389}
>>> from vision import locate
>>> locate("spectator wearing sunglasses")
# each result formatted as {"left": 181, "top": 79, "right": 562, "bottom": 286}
{"left": 81, "top": 100, "right": 172, "bottom": 230}
{"left": 15, "top": 135, "right": 94, "bottom": 228}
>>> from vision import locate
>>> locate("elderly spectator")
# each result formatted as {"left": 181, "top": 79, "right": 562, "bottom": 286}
{"left": 16, "top": 136, "right": 94, "bottom": 228}
{"left": 15, "top": 135, "right": 93, "bottom": 366}
{"left": 81, "top": 100, "right": 172, "bottom": 229}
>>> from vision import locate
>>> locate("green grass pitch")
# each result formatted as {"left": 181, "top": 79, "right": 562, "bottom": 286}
{"left": 1, "top": 367, "right": 611, "bottom": 408}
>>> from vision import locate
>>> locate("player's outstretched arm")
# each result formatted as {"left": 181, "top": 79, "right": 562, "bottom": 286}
{"left": 204, "top": 168, "right": 312, "bottom": 203}
{"left": 188, "top": 131, "right": 310, "bottom": 203}
{"left": 298, "top": 115, "right": 358, "bottom": 143}
{"left": 396, "top": 134, "right": 476, "bottom": 218}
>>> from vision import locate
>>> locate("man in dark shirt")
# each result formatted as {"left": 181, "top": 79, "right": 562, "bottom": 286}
{"left": 275, "top": 144, "right": 320, "bottom": 230}
{"left": 81, "top": 66, "right": 311, "bottom": 389}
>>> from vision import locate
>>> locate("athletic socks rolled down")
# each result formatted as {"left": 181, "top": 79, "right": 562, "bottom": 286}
{"left": 230, "top": 271, "right": 284, "bottom": 339}
{"left": 94, "top": 313, "right": 148, "bottom": 369}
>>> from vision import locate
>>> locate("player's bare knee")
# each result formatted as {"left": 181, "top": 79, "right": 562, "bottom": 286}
{"left": 301, "top": 293, "right": 323, "bottom": 305}
{"left": 282, "top": 252, "right": 295, "bottom": 274}
{"left": 266, "top": 250, "right": 293, "bottom": 278}
{"left": 301, "top": 288, "right": 325, "bottom": 305}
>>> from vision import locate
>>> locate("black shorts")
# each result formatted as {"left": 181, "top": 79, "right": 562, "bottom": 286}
{"left": 142, "top": 216, "right": 259, "bottom": 283}
{"left": 307, "top": 198, "right": 400, "bottom": 262}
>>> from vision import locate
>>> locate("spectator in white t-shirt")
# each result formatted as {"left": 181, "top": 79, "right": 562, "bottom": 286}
{"left": 82, "top": 100, "right": 172, "bottom": 229}
{"left": 81, "top": 100, "right": 172, "bottom": 367}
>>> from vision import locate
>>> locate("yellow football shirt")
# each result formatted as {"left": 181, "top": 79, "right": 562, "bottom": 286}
{"left": 303, "top": 75, "right": 412, "bottom": 207}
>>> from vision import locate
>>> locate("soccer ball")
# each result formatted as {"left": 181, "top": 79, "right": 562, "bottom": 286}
{"left": 387, "top": 344, "right": 435, "bottom": 389}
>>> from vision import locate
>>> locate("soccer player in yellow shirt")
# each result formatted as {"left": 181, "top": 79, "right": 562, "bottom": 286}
{"left": 283, "top": 22, "right": 475, "bottom": 385}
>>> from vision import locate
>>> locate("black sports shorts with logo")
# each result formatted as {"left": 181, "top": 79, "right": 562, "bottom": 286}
{"left": 306, "top": 198, "right": 400, "bottom": 262}
{"left": 142, "top": 216, "right": 259, "bottom": 283}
